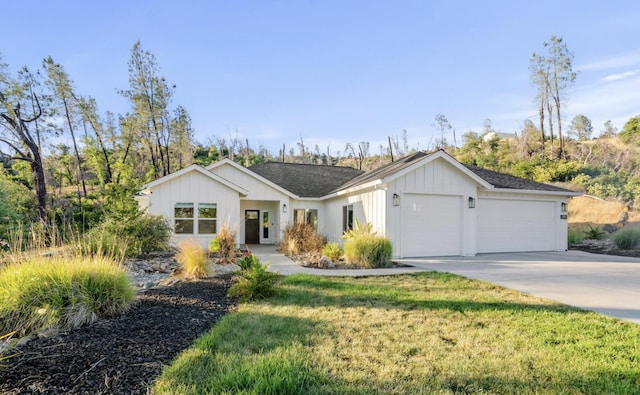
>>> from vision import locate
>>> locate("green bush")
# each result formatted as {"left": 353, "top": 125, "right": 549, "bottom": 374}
{"left": 584, "top": 225, "right": 607, "bottom": 240}
{"left": 322, "top": 242, "right": 343, "bottom": 261}
{"left": 0, "top": 255, "right": 135, "bottom": 336}
{"left": 176, "top": 240, "right": 210, "bottom": 278}
{"left": 228, "top": 256, "right": 280, "bottom": 302}
{"left": 342, "top": 220, "right": 392, "bottom": 268}
{"left": 612, "top": 228, "right": 640, "bottom": 250}
{"left": 237, "top": 254, "right": 260, "bottom": 271}
{"left": 84, "top": 213, "right": 171, "bottom": 257}
{"left": 568, "top": 229, "right": 584, "bottom": 244}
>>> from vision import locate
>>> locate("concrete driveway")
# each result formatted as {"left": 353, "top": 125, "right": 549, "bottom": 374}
{"left": 397, "top": 250, "right": 640, "bottom": 325}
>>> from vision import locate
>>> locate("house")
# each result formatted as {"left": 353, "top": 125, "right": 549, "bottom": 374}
{"left": 137, "top": 150, "right": 580, "bottom": 258}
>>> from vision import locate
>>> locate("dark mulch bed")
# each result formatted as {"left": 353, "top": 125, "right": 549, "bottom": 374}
{"left": 0, "top": 275, "right": 237, "bottom": 394}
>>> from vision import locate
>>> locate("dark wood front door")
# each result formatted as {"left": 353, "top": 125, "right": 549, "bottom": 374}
{"left": 245, "top": 210, "right": 260, "bottom": 244}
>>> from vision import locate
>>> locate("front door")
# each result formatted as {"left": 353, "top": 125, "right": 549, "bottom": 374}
{"left": 245, "top": 210, "right": 260, "bottom": 244}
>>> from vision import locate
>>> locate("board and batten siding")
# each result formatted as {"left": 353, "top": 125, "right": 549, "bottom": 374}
{"left": 324, "top": 188, "right": 386, "bottom": 244}
{"left": 386, "top": 158, "right": 478, "bottom": 257}
{"left": 209, "top": 163, "right": 289, "bottom": 201}
{"left": 146, "top": 170, "right": 241, "bottom": 248}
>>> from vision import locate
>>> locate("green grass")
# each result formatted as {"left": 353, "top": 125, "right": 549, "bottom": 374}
{"left": 154, "top": 272, "right": 640, "bottom": 394}
{"left": 0, "top": 255, "right": 135, "bottom": 336}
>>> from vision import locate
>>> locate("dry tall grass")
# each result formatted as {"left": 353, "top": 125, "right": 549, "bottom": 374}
{"left": 569, "top": 195, "right": 640, "bottom": 225}
{"left": 176, "top": 240, "right": 210, "bottom": 278}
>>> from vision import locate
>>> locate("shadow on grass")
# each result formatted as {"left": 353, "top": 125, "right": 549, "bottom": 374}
{"left": 269, "top": 272, "right": 585, "bottom": 316}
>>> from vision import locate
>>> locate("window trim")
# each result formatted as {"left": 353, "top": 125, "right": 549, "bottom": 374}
{"left": 342, "top": 204, "right": 354, "bottom": 233}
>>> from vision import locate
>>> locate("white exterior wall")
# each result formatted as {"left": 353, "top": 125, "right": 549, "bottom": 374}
{"left": 477, "top": 190, "right": 569, "bottom": 252}
{"left": 146, "top": 170, "right": 241, "bottom": 248}
{"left": 386, "top": 158, "right": 478, "bottom": 257}
{"left": 324, "top": 188, "right": 387, "bottom": 243}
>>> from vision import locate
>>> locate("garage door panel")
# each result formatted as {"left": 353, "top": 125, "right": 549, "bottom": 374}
{"left": 402, "top": 194, "right": 462, "bottom": 257}
{"left": 478, "top": 199, "right": 555, "bottom": 253}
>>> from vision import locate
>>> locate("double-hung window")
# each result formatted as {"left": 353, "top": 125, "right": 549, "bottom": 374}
{"left": 198, "top": 203, "right": 217, "bottom": 234}
{"left": 174, "top": 203, "right": 194, "bottom": 234}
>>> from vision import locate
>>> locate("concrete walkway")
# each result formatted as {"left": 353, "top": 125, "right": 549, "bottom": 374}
{"left": 250, "top": 245, "right": 640, "bottom": 325}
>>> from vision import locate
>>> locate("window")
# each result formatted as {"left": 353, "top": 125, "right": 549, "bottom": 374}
{"left": 174, "top": 203, "right": 194, "bottom": 234}
{"left": 174, "top": 202, "right": 217, "bottom": 234}
{"left": 263, "top": 212, "right": 269, "bottom": 239}
{"left": 342, "top": 204, "right": 353, "bottom": 232}
{"left": 198, "top": 203, "right": 217, "bottom": 234}
{"left": 294, "top": 209, "right": 318, "bottom": 229}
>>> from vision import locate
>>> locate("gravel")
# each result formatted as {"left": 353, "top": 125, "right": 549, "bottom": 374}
{"left": 0, "top": 274, "right": 237, "bottom": 394}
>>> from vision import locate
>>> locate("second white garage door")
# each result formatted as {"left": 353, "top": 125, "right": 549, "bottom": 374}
{"left": 477, "top": 198, "right": 556, "bottom": 253}
{"left": 401, "top": 194, "right": 462, "bottom": 257}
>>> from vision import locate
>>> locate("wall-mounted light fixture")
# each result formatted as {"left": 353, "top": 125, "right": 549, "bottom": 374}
{"left": 282, "top": 203, "right": 287, "bottom": 213}
{"left": 561, "top": 202, "right": 567, "bottom": 213}
{"left": 468, "top": 197, "right": 476, "bottom": 208}
{"left": 392, "top": 193, "right": 400, "bottom": 206}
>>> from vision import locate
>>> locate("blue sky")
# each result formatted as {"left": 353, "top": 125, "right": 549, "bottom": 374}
{"left": 2, "top": 1, "right": 640, "bottom": 155}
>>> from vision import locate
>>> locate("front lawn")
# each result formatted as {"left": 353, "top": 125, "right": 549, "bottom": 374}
{"left": 154, "top": 272, "right": 640, "bottom": 394}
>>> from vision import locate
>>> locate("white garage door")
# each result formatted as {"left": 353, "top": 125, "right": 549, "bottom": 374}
{"left": 401, "top": 194, "right": 462, "bottom": 257}
{"left": 478, "top": 199, "right": 556, "bottom": 253}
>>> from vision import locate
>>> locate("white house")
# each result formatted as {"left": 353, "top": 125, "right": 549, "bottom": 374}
{"left": 137, "top": 150, "right": 580, "bottom": 258}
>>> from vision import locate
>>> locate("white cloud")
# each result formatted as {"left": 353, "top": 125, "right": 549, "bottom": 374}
{"left": 577, "top": 51, "right": 640, "bottom": 72}
{"left": 602, "top": 70, "right": 639, "bottom": 81}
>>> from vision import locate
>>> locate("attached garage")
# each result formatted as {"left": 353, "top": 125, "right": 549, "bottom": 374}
{"left": 477, "top": 198, "right": 557, "bottom": 253}
{"left": 401, "top": 194, "right": 463, "bottom": 257}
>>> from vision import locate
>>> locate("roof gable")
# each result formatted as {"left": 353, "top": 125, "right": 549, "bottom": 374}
{"left": 248, "top": 162, "right": 364, "bottom": 198}
{"left": 335, "top": 150, "right": 493, "bottom": 193}
{"left": 142, "top": 164, "right": 248, "bottom": 196}
{"left": 207, "top": 158, "right": 298, "bottom": 198}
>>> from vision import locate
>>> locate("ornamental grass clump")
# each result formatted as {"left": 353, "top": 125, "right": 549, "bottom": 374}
{"left": 208, "top": 222, "right": 237, "bottom": 263}
{"left": 228, "top": 255, "right": 280, "bottom": 302}
{"left": 280, "top": 223, "right": 324, "bottom": 255}
{"left": 322, "top": 242, "right": 343, "bottom": 261}
{"left": 612, "top": 227, "right": 640, "bottom": 250}
{"left": 0, "top": 255, "right": 135, "bottom": 336}
{"left": 342, "top": 220, "right": 392, "bottom": 268}
{"left": 176, "top": 240, "right": 210, "bottom": 278}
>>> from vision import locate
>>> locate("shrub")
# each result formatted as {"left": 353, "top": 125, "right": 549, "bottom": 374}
{"left": 176, "top": 240, "right": 210, "bottom": 278}
{"left": 237, "top": 254, "right": 261, "bottom": 271}
{"left": 612, "top": 228, "right": 640, "bottom": 250}
{"left": 568, "top": 229, "right": 584, "bottom": 245}
{"left": 84, "top": 213, "right": 171, "bottom": 257}
{"left": 227, "top": 256, "right": 280, "bottom": 302}
{"left": 322, "top": 242, "right": 343, "bottom": 261}
{"left": 0, "top": 255, "right": 135, "bottom": 336}
{"left": 209, "top": 222, "right": 237, "bottom": 263}
{"left": 342, "top": 220, "right": 392, "bottom": 268}
{"left": 584, "top": 225, "right": 607, "bottom": 240}
{"left": 279, "top": 223, "right": 324, "bottom": 255}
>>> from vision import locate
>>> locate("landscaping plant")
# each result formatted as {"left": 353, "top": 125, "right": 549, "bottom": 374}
{"left": 176, "top": 240, "right": 210, "bottom": 278}
{"left": 612, "top": 227, "right": 640, "bottom": 250}
{"left": 227, "top": 255, "right": 280, "bottom": 302}
{"left": 584, "top": 224, "right": 607, "bottom": 240}
{"left": 208, "top": 222, "right": 237, "bottom": 263}
{"left": 280, "top": 223, "right": 324, "bottom": 255}
{"left": 0, "top": 255, "right": 135, "bottom": 336}
{"left": 342, "top": 220, "right": 392, "bottom": 268}
{"left": 322, "top": 242, "right": 343, "bottom": 261}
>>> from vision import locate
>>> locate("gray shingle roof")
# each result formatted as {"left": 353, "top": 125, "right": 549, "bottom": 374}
{"left": 248, "top": 151, "right": 574, "bottom": 197}
{"left": 463, "top": 164, "right": 572, "bottom": 192}
{"left": 248, "top": 162, "right": 364, "bottom": 198}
